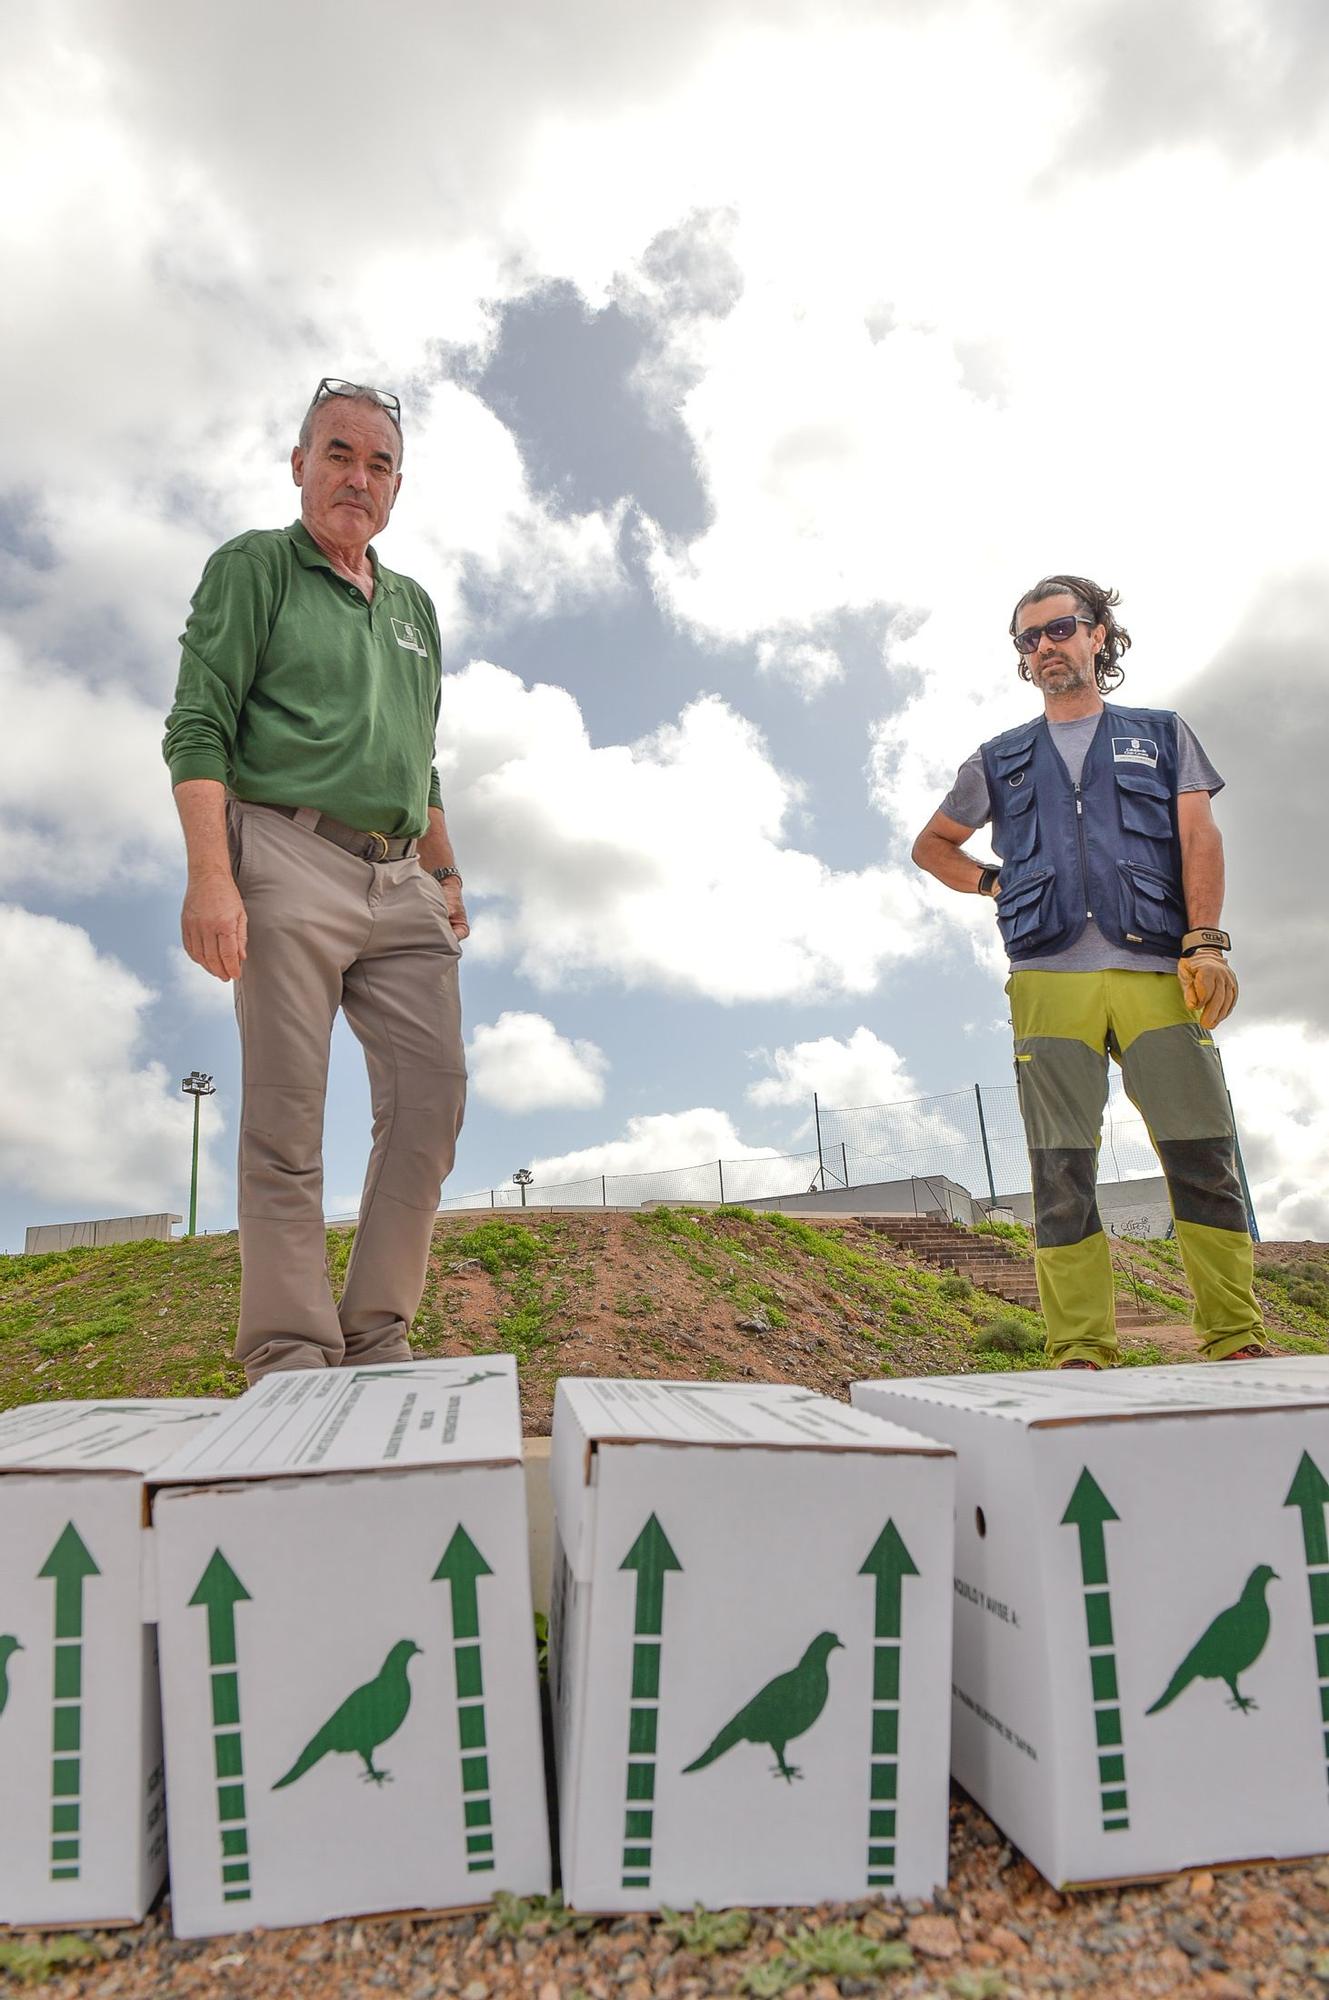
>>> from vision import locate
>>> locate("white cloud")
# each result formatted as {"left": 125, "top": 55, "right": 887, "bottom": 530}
{"left": 169, "top": 947, "right": 238, "bottom": 1016}
{"left": 467, "top": 1011, "right": 607, "bottom": 1114}
{"left": 532, "top": 1106, "right": 771, "bottom": 1184}
{"left": 1220, "top": 1021, "right": 1329, "bottom": 1240}
{"left": 438, "top": 662, "right": 930, "bottom": 1003}
{"left": 0, "top": 905, "right": 224, "bottom": 1215}
{"left": 747, "top": 1027, "right": 921, "bottom": 1110}
{"left": 0, "top": 635, "right": 181, "bottom": 894}
{"left": 525, "top": 1103, "right": 838, "bottom": 1205}
{"left": 755, "top": 636, "right": 844, "bottom": 699}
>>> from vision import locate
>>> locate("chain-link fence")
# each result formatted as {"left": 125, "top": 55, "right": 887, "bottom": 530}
{"left": 430, "top": 1071, "right": 1174, "bottom": 1215}
{"left": 814, "top": 1074, "right": 1160, "bottom": 1203}
{"left": 437, "top": 1148, "right": 827, "bottom": 1212}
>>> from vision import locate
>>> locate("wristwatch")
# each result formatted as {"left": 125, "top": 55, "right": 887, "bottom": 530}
{"left": 1180, "top": 928, "right": 1230, "bottom": 956}
{"left": 431, "top": 865, "right": 462, "bottom": 888}
{"left": 977, "top": 866, "right": 1000, "bottom": 897}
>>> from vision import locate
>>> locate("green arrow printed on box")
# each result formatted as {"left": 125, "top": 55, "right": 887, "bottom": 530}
{"left": 433, "top": 1525, "right": 498, "bottom": 1875}
{"left": 1061, "top": 1469, "right": 1130, "bottom": 1833}
{"left": 859, "top": 1520, "right": 918, "bottom": 1887}
{"left": 189, "top": 1550, "right": 254, "bottom": 1904}
{"left": 618, "top": 1513, "right": 682, "bottom": 1891}
{"left": 39, "top": 1523, "right": 100, "bottom": 1881}
{"left": 1284, "top": 1450, "right": 1329, "bottom": 1795}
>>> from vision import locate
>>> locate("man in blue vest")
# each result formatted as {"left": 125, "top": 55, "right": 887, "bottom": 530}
{"left": 912, "top": 574, "right": 1268, "bottom": 1369}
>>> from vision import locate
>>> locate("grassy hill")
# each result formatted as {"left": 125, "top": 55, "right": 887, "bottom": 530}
{"left": 1, "top": 1208, "right": 1326, "bottom": 1425}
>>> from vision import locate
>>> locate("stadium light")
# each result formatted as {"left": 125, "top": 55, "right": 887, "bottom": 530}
{"left": 512, "top": 1167, "right": 534, "bottom": 1209}
{"left": 181, "top": 1071, "right": 216, "bottom": 1237}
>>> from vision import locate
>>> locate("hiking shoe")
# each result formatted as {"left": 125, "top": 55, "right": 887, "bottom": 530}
{"left": 1220, "top": 1343, "right": 1278, "bottom": 1361}
{"left": 1057, "top": 1359, "right": 1102, "bottom": 1370}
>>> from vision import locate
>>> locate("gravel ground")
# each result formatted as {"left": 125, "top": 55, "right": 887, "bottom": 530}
{"left": 5, "top": 1792, "right": 1326, "bottom": 1998}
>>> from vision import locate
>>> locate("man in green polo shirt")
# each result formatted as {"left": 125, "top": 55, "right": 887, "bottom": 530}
{"left": 163, "top": 379, "right": 468, "bottom": 1381}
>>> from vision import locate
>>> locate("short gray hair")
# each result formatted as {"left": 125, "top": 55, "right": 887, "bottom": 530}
{"left": 299, "top": 389, "right": 404, "bottom": 467}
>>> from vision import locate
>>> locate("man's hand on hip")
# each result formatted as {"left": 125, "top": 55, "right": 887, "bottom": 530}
{"left": 182, "top": 870, "right": 248, "bottom": 981}
{"left": 440, "top": 876, "right": 470, "bottom": 941}
{"left": 1179, "top": 951, "right": 1238, "bottom": 1030}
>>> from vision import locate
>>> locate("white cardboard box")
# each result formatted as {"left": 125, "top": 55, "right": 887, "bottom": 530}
{"left": 151, "top": 1358, "right": 550, "bottom": 1939}
{"left": 852, "top": 1361, "right": 1329, "bottom": 1887}
{"left": 0, "top": 1399, "right": 222, "bottom": 1927}
{"left": 549, "top": 1379, "right": 955, "bottom": 1910}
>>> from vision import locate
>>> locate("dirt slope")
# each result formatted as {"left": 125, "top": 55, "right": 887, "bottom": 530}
{"left": 3, "top": 1206, "right": 1325, "bottom": 1422}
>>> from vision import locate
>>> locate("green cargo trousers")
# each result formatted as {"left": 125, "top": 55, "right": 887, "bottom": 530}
{"left": 1008, "top": 968, "right": 1262, "bottom": 1367}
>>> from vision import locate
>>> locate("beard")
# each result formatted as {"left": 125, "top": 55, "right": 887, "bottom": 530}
{"left": 1035, "top": 657, "right": 1091, "bottom": 691}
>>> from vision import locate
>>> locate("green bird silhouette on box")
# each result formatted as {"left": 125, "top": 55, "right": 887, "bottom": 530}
{"left": 683, "top": 1631, "right": 844, "bottom": 1783}
{"left": 1146, "top": 1565, "right": 1278, "bottom": 1716}
{"left": 0, "top": 1635, "right": 21, "bottom": 1716}
{"left": 273, "top": 1639, "right": 421, "bottom": 1789}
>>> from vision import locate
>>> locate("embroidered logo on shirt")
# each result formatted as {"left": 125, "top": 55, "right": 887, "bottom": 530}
{"left": 1112, "top": 736, "right": 1158, "bottom": 766}
{"left": 391, "top": 617, "right": 428, "bottom": 657}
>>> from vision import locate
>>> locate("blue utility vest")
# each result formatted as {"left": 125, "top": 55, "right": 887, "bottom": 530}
{"left": 980, "top": 705, "right": 1185, "bottom": 960}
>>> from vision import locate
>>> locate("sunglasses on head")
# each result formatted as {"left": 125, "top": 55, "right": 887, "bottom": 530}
{"left": 1014, "top": 614, "right": 1092, "bottom": 655}
{"left": 310, "top": 377, "right": 402, "bottom": 426}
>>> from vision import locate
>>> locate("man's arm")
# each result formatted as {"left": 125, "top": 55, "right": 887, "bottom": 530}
{"left": 1176, "top": 789, "right": 1237, "bottom": 1028}
{"left": 418, "top": 805, "right": 469, "bottom": 939}
{"left": 175, "top": 779, "right": 247, "bottom": 981}
{"left": 912, "top": 810, "right": 1000, "bottom": 897}
{"left": 1177, "top": 789, "right": 1225, "bottom": 928}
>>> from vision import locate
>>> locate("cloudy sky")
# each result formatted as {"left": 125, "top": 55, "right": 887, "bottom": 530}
{"left": 2, "top": 0, "right": 1327, "bottom": 1251}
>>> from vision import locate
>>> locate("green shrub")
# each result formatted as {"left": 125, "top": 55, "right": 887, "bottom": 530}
{"left": 939, "top": 1272, "right": 974, "bottom": 1302}
{"left": 974, "top": 1315, "right": 1040, "bottom": 1359}
{"left": 1289, "top": 1283, "right": 1328, "bottom": 1312}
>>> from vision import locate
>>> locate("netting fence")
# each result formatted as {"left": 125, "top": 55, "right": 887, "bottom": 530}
{"left": 434, "top": 1071, "right": 1168, "bottom": 1215}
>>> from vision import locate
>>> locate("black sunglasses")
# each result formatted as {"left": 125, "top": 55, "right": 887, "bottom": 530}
{"left": 310, "top": 377, "right": 402, "bottom": 426}
{"left": 1014, "top": 614, "right": 1092, "bottom": 655}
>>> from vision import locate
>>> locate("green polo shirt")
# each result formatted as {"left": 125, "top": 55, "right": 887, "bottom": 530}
{"left": 163, "top": 520, "right": 443, "bottom": 838}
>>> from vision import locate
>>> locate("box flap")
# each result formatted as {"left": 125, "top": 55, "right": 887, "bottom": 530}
{"left": 0, "top": 1399, "right": 224, "bottom": 1474}
{"left": 555, "top": 1378, "right": 951, "bottom": 1454}
{"left": 855, "top": 1357, "right": 1329, "bottom": 1429}
{"left": 152, "top": 1357, "right": 521, "bottom": 1481}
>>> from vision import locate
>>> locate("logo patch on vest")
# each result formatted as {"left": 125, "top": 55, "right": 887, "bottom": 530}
{"left": 1112, "top": 736, "right": 1158, "bottom": 767}
{"left": 391, "top": 616, "right": 428, "bottom": 657}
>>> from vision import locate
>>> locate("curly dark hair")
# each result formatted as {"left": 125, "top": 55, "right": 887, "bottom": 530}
{"left": 1010, "top": 574, "right": 1131, "bottom": 693}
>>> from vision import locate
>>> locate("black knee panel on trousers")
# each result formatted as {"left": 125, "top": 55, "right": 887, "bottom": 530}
{"left": 1154, "top": 1137, "right": 1248, "bottom": 1233}
{"left": 1030, "top": 1147, "right": 1103, "bottom": 1250}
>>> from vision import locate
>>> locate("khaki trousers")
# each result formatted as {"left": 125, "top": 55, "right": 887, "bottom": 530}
{"left": 228, "top": 802, "right": 467, "bottom": 1381}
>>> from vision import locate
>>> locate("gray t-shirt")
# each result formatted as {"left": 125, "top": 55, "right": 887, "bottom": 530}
{"left": 940, "top": 713, "right": 1223, "bottom": 972}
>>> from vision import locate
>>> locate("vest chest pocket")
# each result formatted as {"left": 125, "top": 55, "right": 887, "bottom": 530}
{"left": 997, "top": 783, "right": 1038, "bottom": 865}
{"left": 1114, "top": 768, "right": 1174, "bottom": 842}
{"left": 1116, "top": 858, "right": 1184, "bottom": 946}
{"left": 995, "top": 866, "right": 1054, "bottom": 946}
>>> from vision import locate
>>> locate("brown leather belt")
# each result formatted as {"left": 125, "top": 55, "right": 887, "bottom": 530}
{"left": 258, "top": 803, "right": 417, "bottom": 862}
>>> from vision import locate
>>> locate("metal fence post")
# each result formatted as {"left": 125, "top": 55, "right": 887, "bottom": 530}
{"left": 813, "top": 1093, "right": 826, "bottom": 1191}
{"left": 718, "top": 1160, "right": 725, "bottom": 1204}
{"left": 840, "top": 1142, "right": 849, "bottom": 1191}
{"left": 601, "top": 1174, "right": 607, "bottom": 1207}
{"left": 490, "top": 1188, "right": 495, "bottom": 1209}
{"left": 974, "top": 1084, "right": 997, "bottom": 1203}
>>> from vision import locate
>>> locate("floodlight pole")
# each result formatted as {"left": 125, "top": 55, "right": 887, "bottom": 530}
{"left": 181, "top": 1071, "right": 216, "bottom": 1237}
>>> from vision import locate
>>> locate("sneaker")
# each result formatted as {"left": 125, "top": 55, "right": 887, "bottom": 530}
{"left": 1221, "top": 1343, "right": 1278, "bottom": 1361}
{"left": 1057, "top": 1359, "right": 1102, "bottom": 1371}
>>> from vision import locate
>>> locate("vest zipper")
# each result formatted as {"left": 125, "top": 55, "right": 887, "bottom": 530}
{"left": 1074, "top": 785, "right": 1093, "bottom": 918}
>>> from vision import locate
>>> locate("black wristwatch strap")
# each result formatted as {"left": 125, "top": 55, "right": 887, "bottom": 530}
{"left": 1180, "top": 927, "right": 1230, "bottom": 956}
{"left": 977, "top": 866, "right": 1000, "bottom": 897}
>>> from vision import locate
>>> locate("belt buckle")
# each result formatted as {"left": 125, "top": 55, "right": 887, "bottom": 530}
{"left": 365, "top": 830, "right": 391, "bottom": 861}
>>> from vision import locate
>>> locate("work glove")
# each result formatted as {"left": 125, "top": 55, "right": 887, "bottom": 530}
{"left": 1179, "top": 951, "right": 1238, "bottom": 1030}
